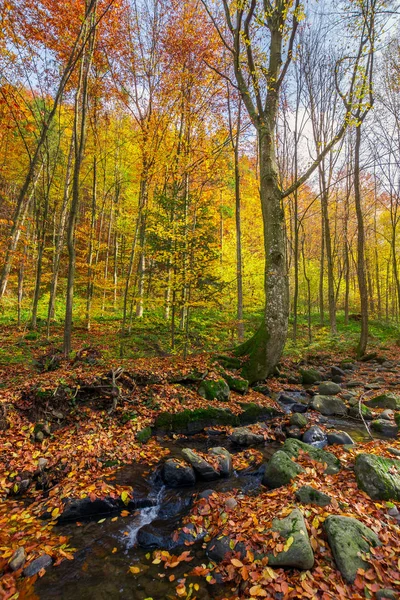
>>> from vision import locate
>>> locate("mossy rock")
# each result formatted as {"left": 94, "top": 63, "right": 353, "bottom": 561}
{"left": 216, "top": 355, "right": 242, "bottom": 370}
{"left": 370, "top": 420, "right": 399, "bottom": 438}
{"left": 266, "top": 509, "right": 314, "bottom": 570}
{"left": 238, "top": 402, "right": 283, "bottom": 424}
{"left": 154, "top": 407, "right": 238, "bottom": 434}
{"left": 349, "top": 404, "right": 373, "bottom": 420}
{"left": 198, "top": 379, "right": 230, "bottom": 402}
{"left": 310, "top": 395, "right": 347, "bottom": 417}
{"left": 289, "top": 413, "right": 308, "bottom": 428}
{"left": 365, "top": 394, "right": 400, "bottom": 411}
{"left": 262, "top": 450, "right": 304, "bottom": 488}
{"left": 324, "top": 515, "right": 381, "bottom": 583}
{"left": 395, "top": 413, "right": 400, "bottom": 427}
{"left": 354, "top": 453, "right": 400, "bottom": 500}
{"left": 136, "top": 427, "right": 152, "bottom": 444}
{"left": 282, "top": 438, "right": 341, "bottom": 475}
{"left": 299, "top": 368, "right": 321, "bottom": 384}
{"left": 222, "top": 373, "right": 249, "bottom": 395}
{"left": 295, "top": 485, "right": 331, "bottom": 507}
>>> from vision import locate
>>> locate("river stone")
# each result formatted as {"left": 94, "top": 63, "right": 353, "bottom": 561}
{"left": 349, "top": 404, "right": 373, "bottom": 420}
{"left": 302, "top": 425, "right": 327, "bottom": 446}
{"left": 332, "top": 366, "right": 346, "bottom": 377}
{"left": 370, "top": 420, "right": 399, "bottom": 438}
{"left": 318, "top": 381, "right": 341, "bottom": 396}
{"left": 292, "top": 402, "right": 308, "bottom": 413}
{"left": 23, "top": 554, "right": 53, "bottom": 577}
{"left": 286, "top": 426, "right": 303, "bottom": 440}
{"left": 198, "top": 379, "right": 230, "bottom": 402}
{"left": 252, "top": 384, "right": 271, "bottom": 396}
{"left": 229, "top": 427, "right": 264, "bottom": 446}
{"left": 327, "top": 431, "right": 355, "bottom": 445}
{"left": 354, "top": 453, "right": 400, "bottom": 500}
{"left": 324, "top": 515, "right": 381, "bottom": 583}
{"left": 365, "top": 394, "right": 400, "bottom": 410}
{"left": 162, "top": 459, "right": 196, "bottom": 487}
{"left": 282, "top": 438, "right": 341, "bottom": 475}
{"left": 209, "top": 447, "right": 233, "bottom": 477}
{"left": 290, "top": 413, "right": 308, "bottom": 428}
{"left": 310, "top": 395, "right": 347, "bottom": 417}
{"left": 9, "top": 547, "right": 26, "bottom": 571}
{"left": 262, "top": 450, "right": 304, "bottom": 489}
{"left": 381, "top": 409, "right": 395, "bottom": 421}
{"left": 206, "top": 535, "right": 246, "bottom": 563}
{"left": 182, "top": 448, "right": 220, "bottom": 480}
{"left": 295, "top": 485, "right": 331, "bottom": 506}
{"left": 266, "top": 509, "right": 314, "bottom": 570}
{"left": 58, "top": 496, "right": 121, "bottom": 523}
{"left": 222, "top": 373, "right": 249, "bottom": 394}
{"left": 299, "top": 368, "right": 321, "bottom": 384}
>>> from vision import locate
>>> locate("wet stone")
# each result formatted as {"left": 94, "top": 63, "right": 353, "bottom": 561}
{"left": 23, "top": 554, "right": 52, "bottom": 578}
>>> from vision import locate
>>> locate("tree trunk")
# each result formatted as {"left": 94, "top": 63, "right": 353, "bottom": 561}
{"left": 354, "top": 124, "right": 368, "bottom": 357}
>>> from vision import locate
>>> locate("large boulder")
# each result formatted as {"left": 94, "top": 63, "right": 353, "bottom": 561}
{"left": 365, "top": 394, "right": 400, "bottom": 410}
{"left": 229, "top": 427, "right": 264, "bottom": 446}
{"left": 181, "top": 448, "right": 220, "bottom": 481}
{"left": 266, "top": 509, "right": 314, "bottom": 570}
{"left": 57, "top": 496, "right": 121, "bottom": 523}
{"left": 198, "top": 379, "right": 230, "bottom": 402}
{"left": 318, "top": 381, "right": 341, "bottom": 396}
{"left": 354, "top": 453, "right": 400, "bottom": 500}
{"left": 209, "top": 447, "right": 233, "bottom": 478}
{"left": 295, "top": 485, "right": 331, "bottom": 507}
{"left": 162, "top": 459, "right": 196, "bottom": 487}
{"left": 299, "top": 368, "right": 321, "bottom": 384}
{"left": 310, "top": 395, "right": 347, "bottom": 417}
{"left": 324, "top": 515, "right": 381, "bottom": 583}
{"left": 370, "top": 420, "right": 399, "bottom": 438}
{"left": 282, "top": 438, "right": 341, "bottom": 475}
{"left": 262, "top": 450, "right": 304, "bottom": 489}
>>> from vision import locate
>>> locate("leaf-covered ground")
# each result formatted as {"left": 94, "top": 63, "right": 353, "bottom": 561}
{"left": 0, "top": 341, "right": 399, "bottom": 599}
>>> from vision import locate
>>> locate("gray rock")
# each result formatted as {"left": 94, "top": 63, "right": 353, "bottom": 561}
{"left": 198, "top": 379, "right": 230, "bottom": 402}
{"left": 324, "top": 515, "right": 381, "bottom": 583}
{"left": 262, "top": 450, "right": 304, "bottom": 489}
{"left": 289, "top": 413, "right": 308, "bottom": 428}
{"left": 23, "top": 554, "right": 53, "bottom": 577}
{"left": 209, "top": 447, "right": 233, "bottom": 478}
{"left": 162, "top": 459, "right": 196, "bottom": 487}
{"left": 57, "top": 496, "right": 122, "bottom": 524}
{"left": 327, "top": 431, "right": 355, "bottom": 445}
{"left": 346, "top": 380, "right": 364, "bottom": 388}
{"left": 266, "top": 509, "right": 314, "bottom": 570}
{"left": 332, "top": 366, "right": 346, "bottom": 377}
{"left": 37, "top": 458, "right": 48, "bottom": 471}
{"left": 182, "top": 448, "right": 220, "bottom": 480}
{"left": 370, "top": 419, "right": 399, "bottom": 438}
{"left": 310, "top": 395, "right": 347, "bottom": 417}
{"left": 252, "top": 384, "right": 271, "bottom": 396}
{"left": 365, "top": 383, "right": 383, "bottom": 390}
{"left": 9, "top": 547, "right": 26, "bottom": 571}
{"left": 229, "top": 427, "right": 264, "bottom": 446}
{"left": 381, "top": 409, "right": 395, "bottom": 421}
{"left": 282, "top": 438, "right": 341, "bottom": 475}
{"left": 365, "top": 394, "right": 400, "bottom": 410}
{"left": 225, "top": 497, "right": 238, "bottom": 510}
{"left": 292, "top": 403, "right": 308, "bottom": 413}
{"left": 35, "top": 431, "right": 44, "bottom": 442}
{"left": 295, "top": 485, "right": 331, "bottom": 506}
{"left": 355, "top": 453, "right": 400, "bottom": 501}
{"left": 388, "top": 447, "right": 400, "bottom": 458}
{"left": 349, "top": 404, "right": 373, "bottom": 420}
{"left": 318, "top": 381, "right": 341, "bottom": 396}
{"left": 303, "top": 425, "right": 327, "bottom": 446}
{"left": 206, "top": 535, "right": 246, "bottom": 563}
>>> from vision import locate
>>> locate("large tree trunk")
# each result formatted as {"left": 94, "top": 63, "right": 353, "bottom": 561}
{"left": 237, "top": 126, "right": 288, "bottom": 383}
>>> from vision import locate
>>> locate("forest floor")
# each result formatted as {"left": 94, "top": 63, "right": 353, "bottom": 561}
{"left": 0, "top": 323, "right": 399, "bottom": 600}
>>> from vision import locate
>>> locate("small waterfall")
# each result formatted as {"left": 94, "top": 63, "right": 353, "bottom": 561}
{"left": 123, "top": 485, "right": 165, "bottom": 550}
